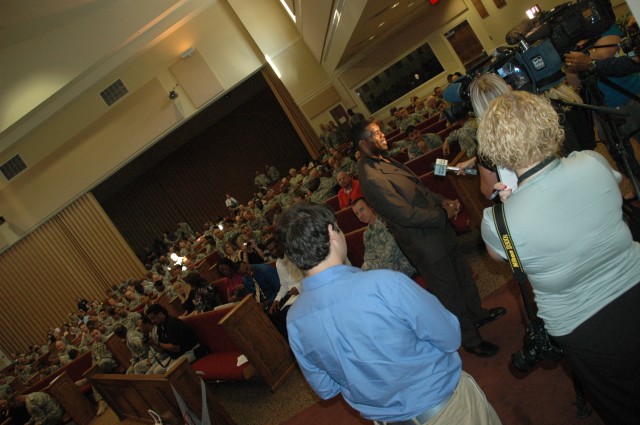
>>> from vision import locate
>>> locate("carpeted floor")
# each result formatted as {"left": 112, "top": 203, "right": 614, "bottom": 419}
{"left": 205, "top": 229, "right": 602, "bottom": 425}
{"left": 89, "top": 228, "right": 606, "bottom": 425}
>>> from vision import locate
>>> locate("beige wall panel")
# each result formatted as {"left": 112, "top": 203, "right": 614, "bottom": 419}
{"left": 227, "top": 0, "right": 300, "bottom": 57}
{"left": 340, "top": 0, "right": 469, "bottom": 89}
{"left": 170, "top": 49, "right": 224, "bottom": 108}
{"left": 271, "top": 40, "right": 330, "bottom": 101}
{"left": 0, "top": 78, "right": 182, "bottom": 245}
{"left": 300, "top": 86, "right": 342, "bottom": 119}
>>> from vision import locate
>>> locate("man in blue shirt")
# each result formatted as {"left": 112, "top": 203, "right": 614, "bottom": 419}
{"left": 276, "top": 203, "right": 502, "bottom": 424}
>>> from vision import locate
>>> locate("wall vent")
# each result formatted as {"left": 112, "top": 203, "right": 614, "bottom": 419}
{"left": 100, "top": 79, "right": 129, "bottom": 107}
{"left": 1, "top": 155, "right": 27, "bottom": 181}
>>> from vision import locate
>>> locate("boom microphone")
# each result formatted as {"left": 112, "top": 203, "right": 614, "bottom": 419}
{"left": 505, "top": 18, "right": 537, "bottom": 45}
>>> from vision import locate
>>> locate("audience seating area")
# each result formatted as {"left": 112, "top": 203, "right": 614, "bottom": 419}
{"left": 89, "top": 358, "right": 235, "bottom": 425}
{"left": 183, "top": 306, "right": 256, "bottom": 383}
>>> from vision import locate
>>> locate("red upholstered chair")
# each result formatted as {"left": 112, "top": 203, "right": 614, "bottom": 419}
{"left": 184, "top": 307, "right": 255, "bottom": 382}
{"left": 345, "top": 227, "right": 366, "bottom": 268}
{"left": 335, "top": 207, "right": 366, "bottom": 234}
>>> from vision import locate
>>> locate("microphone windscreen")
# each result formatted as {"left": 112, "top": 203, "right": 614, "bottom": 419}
{"left": 505, "top": 18, "right": 536, "bottom": 45}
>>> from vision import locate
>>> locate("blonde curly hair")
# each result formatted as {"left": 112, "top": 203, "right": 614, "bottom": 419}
{"left": 477, "top": 91, "right": 563, "bottom": 170}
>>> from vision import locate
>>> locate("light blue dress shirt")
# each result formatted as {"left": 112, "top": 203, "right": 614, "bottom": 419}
{"left": 287, "top": 265, "right": 461, "bottom": 421}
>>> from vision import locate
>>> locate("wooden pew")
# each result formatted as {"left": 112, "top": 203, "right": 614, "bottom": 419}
{"left": 422, "top": 118, "right": 447, "bottom": 134}
{"left": 437, "top": 122, "right": 462, "bottom": 140}
{"left": 45, "top": 371, "right": 95, "bottom": 425}
{"left": 345, "top": 227, "right": 366, "bottom": 268}
{"left": 324, "top": 195, "right": 341, "bottom": 212}
{"left": 218, "top": 295, "right": 296, "bottom": 392}
{"left": 335, "top": 206, "right": 366, "bottom": 234}
{"left": 89, "top": 357, "right": 235, "bottom": 425}
{"left": 419, "top": 171, "right": 474, "bottom": 232}
{"left": 404, "top": 143, "right": 461, "bottom": 176}
{"left": 448, "top": 150, "right": 492, "bottom": 230}
{"left": 414, "top": 114, "right": 441, "bottom": 131}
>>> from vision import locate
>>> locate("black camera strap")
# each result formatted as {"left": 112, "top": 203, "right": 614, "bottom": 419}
{"left": 492, "top": 203, "right": 537, "bottom": 324}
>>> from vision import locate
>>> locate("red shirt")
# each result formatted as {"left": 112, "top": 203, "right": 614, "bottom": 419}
{"left": 337, "top": 179, "right": 364, "bottom": 209}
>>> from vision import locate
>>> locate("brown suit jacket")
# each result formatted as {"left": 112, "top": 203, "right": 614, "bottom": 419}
{"left": 357, "top": 155, "right": 456, "bottom": 265}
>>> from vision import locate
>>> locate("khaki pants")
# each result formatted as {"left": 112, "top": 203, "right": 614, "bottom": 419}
{"left": 375, "top": 371, "right": 502, "bottom": 425}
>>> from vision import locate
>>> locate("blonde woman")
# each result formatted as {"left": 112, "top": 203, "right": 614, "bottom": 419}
{"left": 478, "top": 91, "right": 640, "bottom": 425}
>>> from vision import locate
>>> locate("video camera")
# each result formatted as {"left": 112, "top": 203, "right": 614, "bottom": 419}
{"left": 443, "top": 0, "right": 615, "bottom": 121}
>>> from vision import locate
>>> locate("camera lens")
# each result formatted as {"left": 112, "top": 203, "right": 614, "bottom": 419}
{"left": 511, "top": 349, "right": 539, "bottom": 372}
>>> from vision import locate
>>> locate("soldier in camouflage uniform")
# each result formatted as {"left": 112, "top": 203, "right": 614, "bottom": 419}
{"left": 254, "top": 170, "right": 271, "bottom": 190}
{"left": 265, "top": 165, "right": 280, "bottom": 183}
{"left": 395, "top": 107, "right": 424, "bottom": 132}
{"left": 352, "top": 198, "right": 416, "bottom": 277}
{"left": 443, "top": 117, "right": 478, "bottom": 158}
{"left": 116, "top": 307, "right": 142, "bottom": 331}
{"left": 1, "top": 392, "right": 63, "bottom": 425}
{"left": 89, "top": 328, "right": 117, "bottom": 373}
{"left": 114, "top": 323, "right": 150, "bottom": 375}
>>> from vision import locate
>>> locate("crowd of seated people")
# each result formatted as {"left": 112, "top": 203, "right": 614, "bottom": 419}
{"left": 0, "top": 79, "right": 476, "bottom": 424}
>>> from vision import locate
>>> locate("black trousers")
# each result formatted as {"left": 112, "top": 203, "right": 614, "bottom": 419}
{"left": 554, "top": 283, "right": 640, "bottom": 425}
{"left": 417, "top": 245, "right": 488, "bottom": 348}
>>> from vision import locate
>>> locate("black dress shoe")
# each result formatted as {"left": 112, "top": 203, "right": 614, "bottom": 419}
{"left": 475, "top": 307, "right": 507, "bottom": 328}
{"left": 464, "top": 341, "right": 500, "bottom": 357}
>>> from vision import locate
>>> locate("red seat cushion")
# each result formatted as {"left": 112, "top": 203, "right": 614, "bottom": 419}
{"left": 190, "top": 352, "right": 251, "bottom": 382}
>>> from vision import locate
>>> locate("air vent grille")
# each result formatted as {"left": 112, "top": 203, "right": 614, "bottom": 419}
{"left": 1, "top": 155, "right": 27, "bottom": 181}
{"left": 100, "top": 79, "right": 129, "bottom": 106}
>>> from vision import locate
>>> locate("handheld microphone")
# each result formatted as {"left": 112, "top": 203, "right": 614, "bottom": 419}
{"left": 434, "top": 158, "right": 478, "bottom": 176}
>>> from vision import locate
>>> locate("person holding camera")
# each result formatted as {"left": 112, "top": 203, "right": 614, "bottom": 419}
{"left": 478, "top": 90, "right": 640, "bottom": 425}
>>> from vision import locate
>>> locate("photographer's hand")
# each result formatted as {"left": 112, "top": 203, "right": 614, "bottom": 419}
{"left": 563, "top": 51, "right": 591, "bottom": 72}
{"left": 491, "top": 182, "right": 513, "bottom": 203}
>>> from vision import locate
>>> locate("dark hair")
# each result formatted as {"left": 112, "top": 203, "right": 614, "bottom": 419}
{"left": 113, "top": 324, "right": 127, "bottom": 338}
{"left": 146, "top": 304, "right": 168, "bottom": 316}
{"left": 405, "top": 125, "right": 417, "bottom": 134}
{"left": 275, "top": 203, "right": 337, "bottom": 270}
{"left": 141, "top": 315, "right": 153, "bottom": 325}
{"left": 217, "top": 257, "right": 240, "bottom": 273}
{"left": 184, "top": 271, "right": 208, "bottom": 288}
{"left": 350, "top": 120, "right": 373, "bottom": 152}
{"left": 68, "top": 349, "right": 78, "bottom": 360}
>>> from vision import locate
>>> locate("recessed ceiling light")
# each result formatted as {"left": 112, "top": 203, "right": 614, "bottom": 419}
{"left": 408, "top": 2, "right": 415, "bottom": 6}
{"left": 368, "top": 35, "right": 376, "bottom": 41}
{"left": 378, "top": 21, "right": 386, "bottom": 27}
{"left": 391, "top": 2, "right": 400, "bottom": 8}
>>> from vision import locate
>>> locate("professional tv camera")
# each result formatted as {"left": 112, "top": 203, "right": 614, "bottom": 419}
{"left": 443, "top": 0, "right": 615, "bottom": 121}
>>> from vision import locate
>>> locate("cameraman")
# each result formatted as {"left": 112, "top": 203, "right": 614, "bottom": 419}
{"left": 565, "top": 18, "right": 640, "bottom": 141}
{"left": 564, "top": 51, "right": 640, "bottom": 77}
{"left": 478, "top": 91, "right": 640, "bottom": 425}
